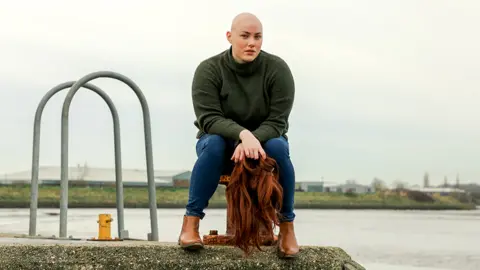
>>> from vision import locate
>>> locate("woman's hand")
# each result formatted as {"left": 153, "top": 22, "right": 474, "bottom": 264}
{"left": 231, "top": 143, "right": 245, "bottom": 163}
{"left": 239, "top": 130, "right": 266, "bottom": 160}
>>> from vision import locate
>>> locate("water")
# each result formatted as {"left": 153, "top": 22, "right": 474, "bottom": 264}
{"left": 1, "top": 208, "right": 479, "bottom": 270}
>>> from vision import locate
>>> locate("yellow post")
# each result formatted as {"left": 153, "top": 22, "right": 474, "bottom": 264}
{"left": 97, "top": 214, "right": 113, "bottom": 240}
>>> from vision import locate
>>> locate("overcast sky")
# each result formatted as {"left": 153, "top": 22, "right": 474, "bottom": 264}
{"left": 0, "top": 0, "right": 479, "bottom": 186}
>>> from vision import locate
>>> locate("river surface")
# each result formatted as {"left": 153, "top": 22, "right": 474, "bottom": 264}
{"left": 1, "top": 208, "right": 479, "bottom": 270}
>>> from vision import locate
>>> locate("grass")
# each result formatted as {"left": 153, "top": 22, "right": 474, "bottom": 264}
{"left": 0, "top": 184, "right": 475, "bottom": 210}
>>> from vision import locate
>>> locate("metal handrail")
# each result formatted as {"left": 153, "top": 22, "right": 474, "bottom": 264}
{"left": 60, "top": 71, "right": 159, "bottom": 241}
{"left": 29, "top": 81, "right": 127, "bottom": 239}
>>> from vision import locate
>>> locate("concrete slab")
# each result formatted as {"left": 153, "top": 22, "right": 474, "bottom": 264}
{"left": 0, "top": 234, "right": 366, "bottom": 270}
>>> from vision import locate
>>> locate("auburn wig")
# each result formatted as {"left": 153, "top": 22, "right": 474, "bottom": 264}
{"left": 225, "top": 156, "right": 283, "bottom": 255}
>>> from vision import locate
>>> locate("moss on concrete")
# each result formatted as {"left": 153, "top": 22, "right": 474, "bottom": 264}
{"left": 0, "top": 240, "right": 365, "bottom": 270}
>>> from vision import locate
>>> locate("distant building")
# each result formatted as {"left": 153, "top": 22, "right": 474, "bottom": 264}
{"left": 336, "top": 183, "right": 375, "bottom": 194}
{"left": 295, "top": 181, "right": 324, "bottom": 192}
{"left": 0, "top": 165, "right": 191, "bottom": 188}
{"left": 322, "top": 182, "right": 340, "bottom": 192}
{"left": 172, "top": 171, "right": 192, "bottom": 188}
{"left": 323, "top": 182, "right": 375, "bottom": 194}
{"left": 408, "top": 187, "right": 465, "bottom": 196}
{"left": 295, "top": 180, "right": 375, "bottom": 194}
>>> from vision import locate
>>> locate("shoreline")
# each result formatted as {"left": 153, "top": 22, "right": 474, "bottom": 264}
{"left": 1, "top": 185, "right": 476, "bottom": 211}
{"left": 0, "top": 201, "right": 475, "bottom": 211}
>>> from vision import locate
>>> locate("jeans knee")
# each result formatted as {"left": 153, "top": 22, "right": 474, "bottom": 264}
{"left": 263, "top": 137, "right": 289, "bottom": 159}
{"left": 197, "top": 134, "right": 227, "bottom": 157}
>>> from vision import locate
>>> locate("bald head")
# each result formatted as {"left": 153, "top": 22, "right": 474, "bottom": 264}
{"left": 230, "top": 12, "right": 263, "bottom": 32}
{"left": 226, "top": 12, "right": 264, "bottom": 63}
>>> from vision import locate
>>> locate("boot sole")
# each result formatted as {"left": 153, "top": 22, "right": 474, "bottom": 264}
{"left": 180, "top": 242, "right": 204, "bottom": 251}
{"left": 277, "top": 249, "right": 298, "bottom": 259}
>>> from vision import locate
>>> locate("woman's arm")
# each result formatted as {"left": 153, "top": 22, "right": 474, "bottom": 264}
{"left": 252, "top": 58, "right": 295, "bottom": 142}
{"left": 192, "top": 60, "right": 246, "bottom": 141}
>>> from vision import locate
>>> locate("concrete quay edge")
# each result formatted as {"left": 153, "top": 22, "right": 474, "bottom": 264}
{"left": 0, "top": 234, "right": 365, "bottom": 270}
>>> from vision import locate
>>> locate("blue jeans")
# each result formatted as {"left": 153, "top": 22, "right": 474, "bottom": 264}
{"left": 185, "top": 134, "right": 296, "bottom": 222}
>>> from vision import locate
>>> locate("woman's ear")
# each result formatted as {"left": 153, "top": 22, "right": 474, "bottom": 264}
{"left": 226, "top": 31, "right": 232, "bottom": 44}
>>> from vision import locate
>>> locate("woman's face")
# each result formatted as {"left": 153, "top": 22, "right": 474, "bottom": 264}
{"left": 227, "top": 17, "right": 263, "bottom": 63}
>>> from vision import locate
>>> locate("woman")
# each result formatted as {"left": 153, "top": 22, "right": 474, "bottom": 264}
{"left": 178, "top": 12, "right": 299, "bottom": 258}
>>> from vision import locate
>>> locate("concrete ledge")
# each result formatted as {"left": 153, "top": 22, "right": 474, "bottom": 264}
{"left": 0, "top": 238, "right": 365, "bottom": 270}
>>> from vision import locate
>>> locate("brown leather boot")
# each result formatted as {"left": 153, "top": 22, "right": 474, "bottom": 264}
{"left": 277, "top": 221, "right": 299, "bottom": 259}
{"left": 178, "top": 215, "right": 203, "bottom": 250}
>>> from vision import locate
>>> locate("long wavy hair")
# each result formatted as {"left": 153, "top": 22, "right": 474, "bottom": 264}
{"left": 225, "top": 156, "right": 283, "bottom": 255}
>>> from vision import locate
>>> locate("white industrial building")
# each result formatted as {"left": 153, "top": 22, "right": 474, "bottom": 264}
{"left": 408, "top": 186, "right": 466, "bottom": 195}
{"left": 0, "top": 165, "right": 191, "bottom": 187}
{"left": 325, "top": 182, "right": 375, "bottom": 194}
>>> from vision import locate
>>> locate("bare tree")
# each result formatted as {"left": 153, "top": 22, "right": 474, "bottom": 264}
{"left": 393, "top": 179, "right": 408, "bottom": 189}
{"left": 372, "top": 177, "right": 387, "bottom": 191}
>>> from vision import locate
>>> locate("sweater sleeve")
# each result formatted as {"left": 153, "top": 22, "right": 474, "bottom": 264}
{"left": 192, "top": 60, "right": 246, "bottom": 140}
{"left": 252, "top": 59, "right": 295, "bottom": 143}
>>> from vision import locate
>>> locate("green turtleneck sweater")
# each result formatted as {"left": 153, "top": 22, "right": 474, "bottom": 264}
{"left": 191, "top": 48, "right": 295, "bottom": 143}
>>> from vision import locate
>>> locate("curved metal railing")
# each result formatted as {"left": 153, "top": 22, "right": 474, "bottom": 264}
{"left": 29, "top": 71, "right": 159, "bottom": 241}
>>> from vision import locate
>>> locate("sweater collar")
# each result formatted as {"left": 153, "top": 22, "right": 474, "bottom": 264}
{"left": 224, "top": 46, "right": 263, "bottom": 76}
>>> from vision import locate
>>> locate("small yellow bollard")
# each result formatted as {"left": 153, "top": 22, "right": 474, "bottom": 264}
{"left": 89, "top": 213, "right": 121, "bottom": 241}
